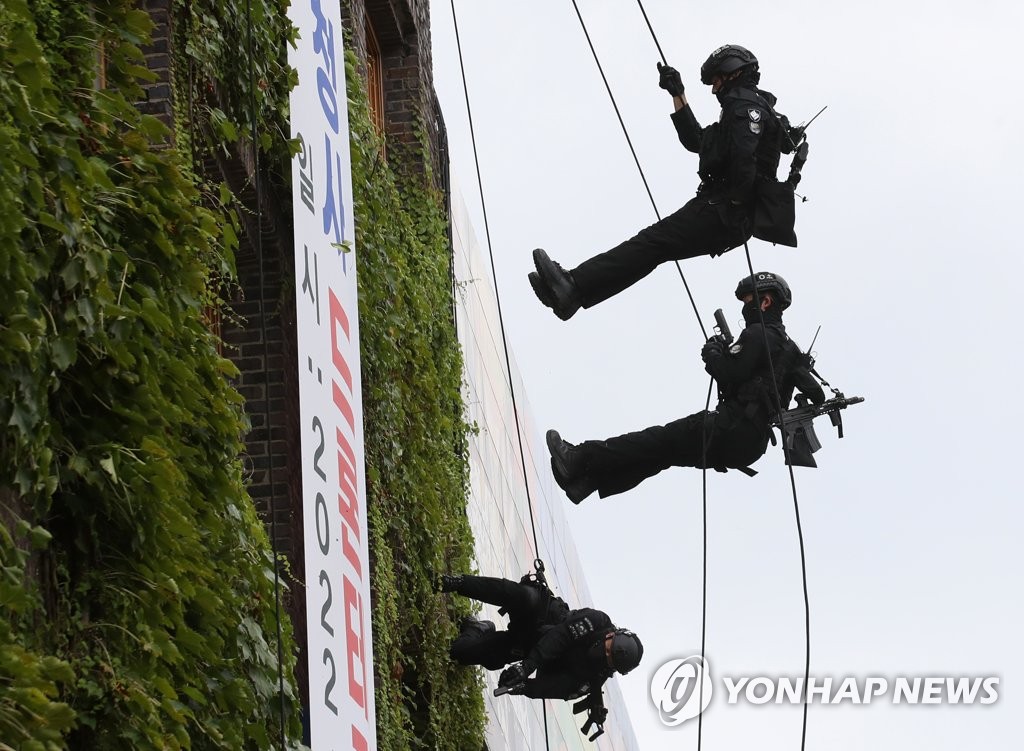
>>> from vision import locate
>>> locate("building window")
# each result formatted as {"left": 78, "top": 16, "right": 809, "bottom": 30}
{"left": 365, "top": 15, "right": 385, "bottom": 147}
{"left": 203, "top": 305, "right": 224, "bottom": 356}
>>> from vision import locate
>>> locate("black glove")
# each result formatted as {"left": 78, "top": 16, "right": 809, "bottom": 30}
{"left": 701, "top": 338, "right": 725, "bottom": 364}
{"left": 794, "top": 369, "right": 826, "bottom": 406}
{"left": 498, "top": 660, "right": 533, "bottom": 689}
{"left": 657, "top": 62, "right": 685, "bottom": 97}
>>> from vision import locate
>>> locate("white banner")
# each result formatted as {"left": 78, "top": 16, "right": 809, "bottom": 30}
{"left": 287, "top": 1, "right": 375, "bottom": 748}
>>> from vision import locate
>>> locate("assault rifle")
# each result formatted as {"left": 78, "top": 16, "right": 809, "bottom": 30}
{"left": 773, "top": 393, "right": 864, "bottom": 468}
{"left": 495, "top": 673, "right": 608, "bottom": 741}
{"left": 573, "top": 698, "right": 606, "bottom": 741}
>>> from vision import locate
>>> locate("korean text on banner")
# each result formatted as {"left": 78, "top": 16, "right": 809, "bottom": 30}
{"left": 287, "top": 2, "right": 375, "bottom": 749}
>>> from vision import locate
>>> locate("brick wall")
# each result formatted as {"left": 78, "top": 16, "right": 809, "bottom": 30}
{"left": 345, "top": 0, "right": 448, "bottom": 185}
{"left": 143, "top": 0, "right": 450, "bottom": 731}
{"left": 138, "top": 0, "right": 174, "bottom": 130}
{"left": 140, "top": 0, "right": 309, "bottom": 707}
{"left": 213, "top": 152, "right": 308, "bottom": 710}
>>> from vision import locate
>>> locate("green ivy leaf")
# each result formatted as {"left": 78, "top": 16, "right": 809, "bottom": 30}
{"left": 28, "top": 525, "right": 52, "bottom": 550}
{"left": 99, "top": 454, "right": 117, "bottom": 482}
{"left": 138, "top": 115, "right": 169, "bottom": 142}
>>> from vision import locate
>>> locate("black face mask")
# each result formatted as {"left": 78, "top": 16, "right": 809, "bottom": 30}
{"left": 742, "top": 300, "right": 762, "bottom": 325}
{"left": 715, "top": 69, "right": 758, "bottom": 102}
{"left": 742, "top": 299, "right": 783, "bottom": 326}
{"left": 586, "top": 637, "right": 607, "bottom": 669}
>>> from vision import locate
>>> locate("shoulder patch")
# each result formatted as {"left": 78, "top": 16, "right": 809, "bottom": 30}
{"left": 749, "top": 121, "right": 762, "bottom": 134}
{"left": 729, "top": 343, "right": 743, "bottom": 355}
{"left": 568, "top": 617, "right": 595, "bottom": 639}
{"left": 748, "top": 108, "right": 762, "bottom": 122}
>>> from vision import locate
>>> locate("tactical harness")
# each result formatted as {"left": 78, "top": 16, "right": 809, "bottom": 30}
{"left": 498, "top": 559, "right": 569, "bottom": 633}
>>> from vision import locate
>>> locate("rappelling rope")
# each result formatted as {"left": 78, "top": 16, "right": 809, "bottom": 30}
{"left": 631, "top": 5, "right": 814, "bottom": 749}
{"left": 568, "top": 4, "right": 724, "bottom": 749}
{"left": 567, "top": 4, "right": 723, "bottom": 748}
{"left": 450, "top": 2, "right": 552, "bottom": 746}
{"left": 634, "top": 0, "right": 669, "bottom": 64}
{"left": 449, "top": 0, "right": 543, "bottom": 587}
{"left": 580, "top": 2, "right": 815, "bottom": 749}
{"left": 697, "top": 377, "right": 714, "bottom": 746}
{"left": 741, "top": 244, "right": 811, "bottom": 751}
{"left": 568, "top": 0, "right": 707, "bottom": 340}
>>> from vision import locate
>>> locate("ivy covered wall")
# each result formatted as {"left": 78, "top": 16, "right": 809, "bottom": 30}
{"left": 1, "top": 0, "right": 486, "bottom": 748}
{"left": 343, "top": 49, "right": 486, "bottom": 749}
{"left": 0, "top": 0, "right": 301, "bottom": 747}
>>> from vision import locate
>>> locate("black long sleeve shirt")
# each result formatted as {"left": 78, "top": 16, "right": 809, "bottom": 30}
{"left": 704, "top": 315, "right": 825, "bottom": 413}
{"left": 520, "top": 608, "right": 614, "bottom": 704}
{"left": 670, "top": 86, "right": 784, "bottom": 203}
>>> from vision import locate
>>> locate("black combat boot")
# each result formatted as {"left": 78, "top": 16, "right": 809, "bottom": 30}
{"left": 528, "top": 271, "right": 557, "bottom": 309}
{"left": 532, "top": 249, "right": 581, "bottom": 321}
{"left": 546, "top": 429, "right": 596, "bottom": 505}
{"left": 459, "top": 615, "right": 495, "bottom": 635}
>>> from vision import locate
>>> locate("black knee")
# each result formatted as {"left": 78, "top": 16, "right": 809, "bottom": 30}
{"left": 449, "top": 619, "right": 502, "bottom": 667}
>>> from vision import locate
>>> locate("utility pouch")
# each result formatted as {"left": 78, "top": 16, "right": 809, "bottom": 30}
{"left": 778, "top": 418, "right": 821, "bottom": 468}
{"left": 753, "top": 179, "right": 798, "bottom": 247}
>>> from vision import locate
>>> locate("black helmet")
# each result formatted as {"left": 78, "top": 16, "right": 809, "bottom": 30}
{"left": 609, "top": 629, "right": 644, "bottom": 674}
{"left": 735, "top": 271, "right": 792, "bottom": 310}
{"left": 700, "top": 44, "right": 758, "bottom": 85}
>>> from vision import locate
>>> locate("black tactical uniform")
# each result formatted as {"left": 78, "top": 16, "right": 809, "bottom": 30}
{"left": 446, "top": 574, "right": 571, "bottom": 671}
{"left": 442, "top": 574, "right": 641, "bottom": 714}
{"left": 547, "top": 273, "right": 825, "bottom": 503}
{"left": 504, "top": 606, "right": 617, "bottom": 702}
{"left": 531, "top": 45, "right": 802, "bottom": 320}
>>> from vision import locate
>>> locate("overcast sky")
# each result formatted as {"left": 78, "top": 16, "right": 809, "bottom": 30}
{"left": 428, "top": 1, "right": 1023, "bottom": 748}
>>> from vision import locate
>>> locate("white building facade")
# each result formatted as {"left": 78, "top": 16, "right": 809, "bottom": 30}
{"left": 451, "top": 185, "right": 641, "bottom": 751}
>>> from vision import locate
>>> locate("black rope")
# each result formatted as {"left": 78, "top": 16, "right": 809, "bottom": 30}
{"left": 634, "top": 0, "right": 668, "bottom": 64}
{"left": 630, "top": 5, "right": 815, "bottom": 745}
{"left": 449, "top": 0, "right": 542, "bottom": 570}
{"left": 697, "top": 376, "right": 713, "bottom": 751}
{"left": 568, "top": 0, "right": 707, "bottom": 339}
{"left": 571, "top": 5, "right": 725, "bottom": 747}
{"left": 570, "top": 5, "right": 726, "bottom": 746}
{"left": 740, "top": 243, "right": 810, "bottom": 751}
{"left": 450, "top": 3, "right": 550, "bottom": 748}
{"left": 244, "top": 1, "right": 288, "bottom": 747}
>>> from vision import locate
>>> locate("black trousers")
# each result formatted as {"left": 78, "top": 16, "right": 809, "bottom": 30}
{"left": 448, "top": 576, "right": 545, "bottom": 670}
{"left": 450, "top": 575, "right": 543, "bottom": 615}
{"left": 451, "top": 627, "right": 523, "bottom": 671}
{"left": 579, "top": 408, "right": 769, "bottom": 498}
{"left": 571, "top": 195, "right": 750, "bottom": 309}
